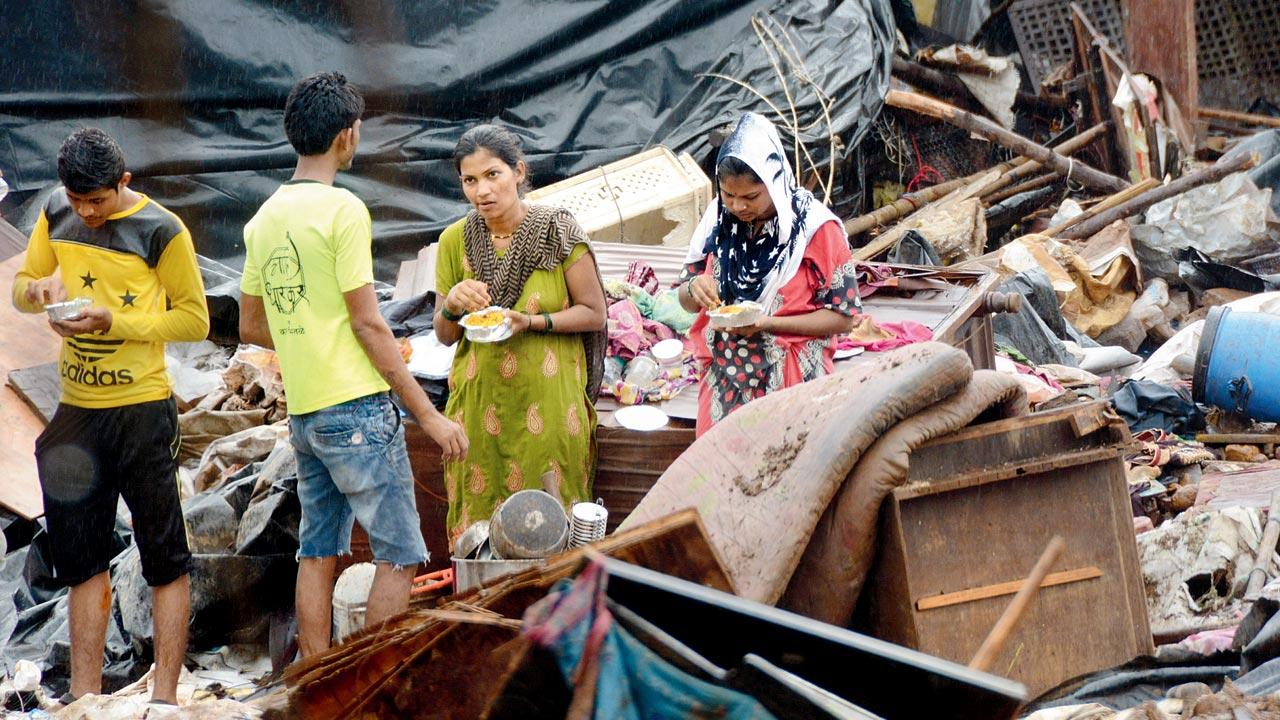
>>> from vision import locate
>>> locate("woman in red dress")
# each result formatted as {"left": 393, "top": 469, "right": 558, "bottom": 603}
{"left": 677, "top": 112, "right": 859, "bottom": 436}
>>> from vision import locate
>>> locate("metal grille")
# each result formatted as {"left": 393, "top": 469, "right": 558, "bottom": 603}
{"left": 1008, "top": 0, "right": 1126, "bottom": 90}
{"left": 1195, "top": 2, "right": 1280, "bottom": 110}
{"left": 1008, "top": 0, "right": 1280, "bottom": 111}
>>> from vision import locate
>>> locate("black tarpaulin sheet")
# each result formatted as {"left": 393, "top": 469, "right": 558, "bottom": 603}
{"left": 0, "top": 0, "right": 892, "bottom": 279}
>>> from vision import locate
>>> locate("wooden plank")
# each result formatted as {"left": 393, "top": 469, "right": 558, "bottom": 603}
{"left": 917, "top": 566, "right": 1103, "bottom": 611}
{"left": 8, "top": 362, "right": 60, "bottom": 424}
{"left": 1123, "top": 0, "right": 1197, "bottom": 126}
{"left": 1196, "top": 433, "right": 1280, "bottom": 445}
{"left": 0, "top": 252, "right": 62, "bottom": 519}
{"left": 391, "top": 259, "right": 418, "bottom": 302}
{"left": 0, "top": 217, "right": 26, "bottom": 263}
{"left": 413, "top": 244, "right": 438, "bottom": 296}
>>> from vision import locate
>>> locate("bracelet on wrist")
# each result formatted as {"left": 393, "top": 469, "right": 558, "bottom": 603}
{"left": 542, "top": 312, "right": 554, "bottom": 332}
{"left": 441, "top": 305, "right": 464, "bottom": 322}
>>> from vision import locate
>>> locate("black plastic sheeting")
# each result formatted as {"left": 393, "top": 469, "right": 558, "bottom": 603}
{"left": 0, "top": 0, "right": 893, "bottom": 280}
{"left": 0, "top": 445, "right": 302, "bottom": 692}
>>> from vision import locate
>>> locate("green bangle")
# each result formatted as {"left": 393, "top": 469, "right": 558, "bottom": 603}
{"left": 542, "top": 312, "right": 553, "bottom": 332}
{"left": 441, "top": 305, "right": 464, "bottom": 322}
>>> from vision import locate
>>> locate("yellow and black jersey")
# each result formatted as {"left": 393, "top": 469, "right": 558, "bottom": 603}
{"left": 12, "top": 190, "right": 210, "bottom": 409}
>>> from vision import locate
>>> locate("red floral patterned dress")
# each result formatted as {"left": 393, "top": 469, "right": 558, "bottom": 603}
{"left": 682, "top": 219, "right": 859, "bottom": 436}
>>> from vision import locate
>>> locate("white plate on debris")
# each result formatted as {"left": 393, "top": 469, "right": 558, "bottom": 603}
{"left": 408, "top": 332, "right": 457, "bottom": 379}
{"left": 614, "top": 405, "right": 669, "bottom": 432}
{"left": 833, "top": 346, "right": 865, "bottom": 360}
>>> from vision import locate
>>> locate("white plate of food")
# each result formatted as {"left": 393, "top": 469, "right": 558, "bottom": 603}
{"left": 459, "top": 306, "right": 512, "bottom": 343}
{"left": 707, "top": 301, "right": 763, "bottom": 329}
{"left": 614, "top": 405, "right": 670, "bottom": 432}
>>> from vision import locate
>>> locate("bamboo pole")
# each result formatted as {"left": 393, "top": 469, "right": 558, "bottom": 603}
{"left": 887, "top": 90, "right": 1129, "bottom": 193}
{"left": 845, "top": 122, "right": 1108, "bottom": 237}
{"left": 1245, "top": 491, "right": 1280, "bottom": 601}
{"left": 845, "top": 167, "right": 1009, "bottom": 236}
{"left": 1200, "top": 107, "right": 1280, "bottom": 130}
{"left": 1060, "top": 152, "right": 1258, "bottom": 240}
{"left": 977, "top": 123, "right": 1110, "bottom": 201}
{"left": 1043, "top": 178, "right": 1159, "bottom": 237}
{"left": 969, "top": 537, "right": 1066, "bottom": 674}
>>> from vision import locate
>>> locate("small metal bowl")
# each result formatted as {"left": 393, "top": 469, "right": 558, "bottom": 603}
{"left": 708, "top": 301, "right": 763, "bottom": 329}
{"left": 459, "top": 306, "right": 512, "bottom": 343}
{"left": 45, "top": 297, "right": 91, "bottom": 322}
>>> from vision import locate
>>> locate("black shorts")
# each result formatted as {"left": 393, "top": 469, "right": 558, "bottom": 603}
{"left": 35, "top": 397, "right": 191, "bottom": 588}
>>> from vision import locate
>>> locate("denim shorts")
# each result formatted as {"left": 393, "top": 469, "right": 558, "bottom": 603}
{"left": 289, "top": 392, "right": 428, "bottom": 567}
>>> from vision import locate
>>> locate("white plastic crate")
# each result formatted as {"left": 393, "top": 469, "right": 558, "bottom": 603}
{"left": 526, "top": 146, "right": 712, "bottom": 247}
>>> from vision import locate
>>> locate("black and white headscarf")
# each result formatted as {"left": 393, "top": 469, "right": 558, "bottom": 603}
{"left": 684, "top": 112, "right": 840, "bottom": 308}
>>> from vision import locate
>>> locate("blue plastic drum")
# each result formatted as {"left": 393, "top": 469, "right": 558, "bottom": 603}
{"left": 1193, "top": 306, "right": 1280, "bottom": 422}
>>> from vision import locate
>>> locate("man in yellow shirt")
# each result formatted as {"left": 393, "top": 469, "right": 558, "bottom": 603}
{"left": 240, "top": 72, "right": 467, "bottom": 658}
{"left": 12, "top": 128, "right": 209, "bottom": 707}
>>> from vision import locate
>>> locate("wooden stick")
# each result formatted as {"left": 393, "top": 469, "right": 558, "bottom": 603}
{"left": 917, "top": 566, "right": 1102, "bottom": 611}
{"left": 844, "top": 172, "right": 989, "bottom": 236}
{"left": 1071, "top": 10, "right": 1118, "bottom": 176}
{"left": 1043, "top": 178, "right": 1160, "bottom": 236}
{"left": 1200, "top": 107, "right": 1280, "bottom": 130}
{"left": 978, "top": 123, "right": 1110, "bottom": 202}
{"left": 887, "top": 90, "right": 1129, "bottom": 194}
{"left": 1060, "top": 151, "right": 1258, "bottom": 240}
{"left": 1245, "top": 490, "right": 1280, "bottom": 601}
{"left": 844, "top": 123, "right": 1108, "bottom": 237}
{"left": 969, "top": 536, "right": 1066, "bottom": 674}
{"left": 890, "top": 57, "right": 1069, "bottom": 113}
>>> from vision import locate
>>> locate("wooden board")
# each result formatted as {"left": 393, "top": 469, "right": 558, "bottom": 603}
{"left": 0, "top": 217, "right": 26, "bottom": 263}
{"left": 1123, "top": 0, "right": 1197, "bottom": 124}
{"left": 0, "top": 253, "right": 62, "bottom": 519}
{"left": 859, "top": 403, "right": 1153, "bottom": 695}
{"left": 8, "top": 362, "right": 59, "bottom": 424}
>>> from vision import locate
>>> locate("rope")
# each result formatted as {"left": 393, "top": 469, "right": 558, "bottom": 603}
{"left": 905, "top": 133, "right": 945, "bottom": 193}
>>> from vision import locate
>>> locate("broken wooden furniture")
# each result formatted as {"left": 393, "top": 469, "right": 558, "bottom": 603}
{"left": 599, "top": 557, "right": 1027, "bottom": 720}
{"left": 268, "top": 509, "right": 735, "bottom": 719}
{"left": 856, "top": 401, "right": 1154, "bottom": 696}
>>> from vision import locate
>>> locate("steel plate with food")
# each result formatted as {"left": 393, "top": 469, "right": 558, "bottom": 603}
{"left": 707, "top": 300, "right": 763, "bottom": 329}
{"left": 460, "top": 306, "right": 513, "bottom": 343}
{"left": 44, "top": 297, "right": 92, "bottom": 322}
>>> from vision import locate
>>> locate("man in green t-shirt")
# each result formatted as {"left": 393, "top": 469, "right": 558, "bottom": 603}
{"left": 240, "top": 72, "right": 467, "bottom": 657}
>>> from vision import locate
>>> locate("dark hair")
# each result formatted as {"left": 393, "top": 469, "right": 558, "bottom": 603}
{"left": 717, "top": 156, "right": 762, "bottom": 183}
{"left": 283, "top": 72, "right": 364, "bottom": 156}
{"left": 453, "top": 124, "right": 531, "bottom": 192}
{"left": 57, "top": 128, "right": 126, "bottom": 194}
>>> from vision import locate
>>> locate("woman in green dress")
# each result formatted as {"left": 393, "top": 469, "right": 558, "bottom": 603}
{"left": 433, "top": 125, "right": 607, "bottom": 546}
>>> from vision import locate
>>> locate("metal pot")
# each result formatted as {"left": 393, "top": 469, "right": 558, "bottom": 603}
{"left": 488, "top": 489, "right": 569, "bottom": 560}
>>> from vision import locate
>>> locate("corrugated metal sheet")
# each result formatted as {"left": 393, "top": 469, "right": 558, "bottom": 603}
{"left": 592, "top": 240, "right": 691, "bottom": 287}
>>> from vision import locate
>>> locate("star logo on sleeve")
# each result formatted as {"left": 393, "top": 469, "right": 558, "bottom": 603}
{"left": 80, "top": 271, "right": 96, "bottom": 289}
{"left": 119, "top": 290, "right": 136, "bottom": 307}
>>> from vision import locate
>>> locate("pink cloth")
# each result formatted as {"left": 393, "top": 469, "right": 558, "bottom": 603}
{"left": 839, "top": 319, "right": 934, "bottom": 352}
{"left": 1176, "top": 626, "right": 1239, "bottom": 656}
{"left": 607, "top": 298, "right": 676, "bottom": 360}
{"left": 625, "top": 260, "right": 659, "bottom": 295}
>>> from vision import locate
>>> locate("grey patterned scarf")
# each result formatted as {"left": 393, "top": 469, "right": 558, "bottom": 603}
{"left": 462, "top": 204, "right": 607, "bottom": 401}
